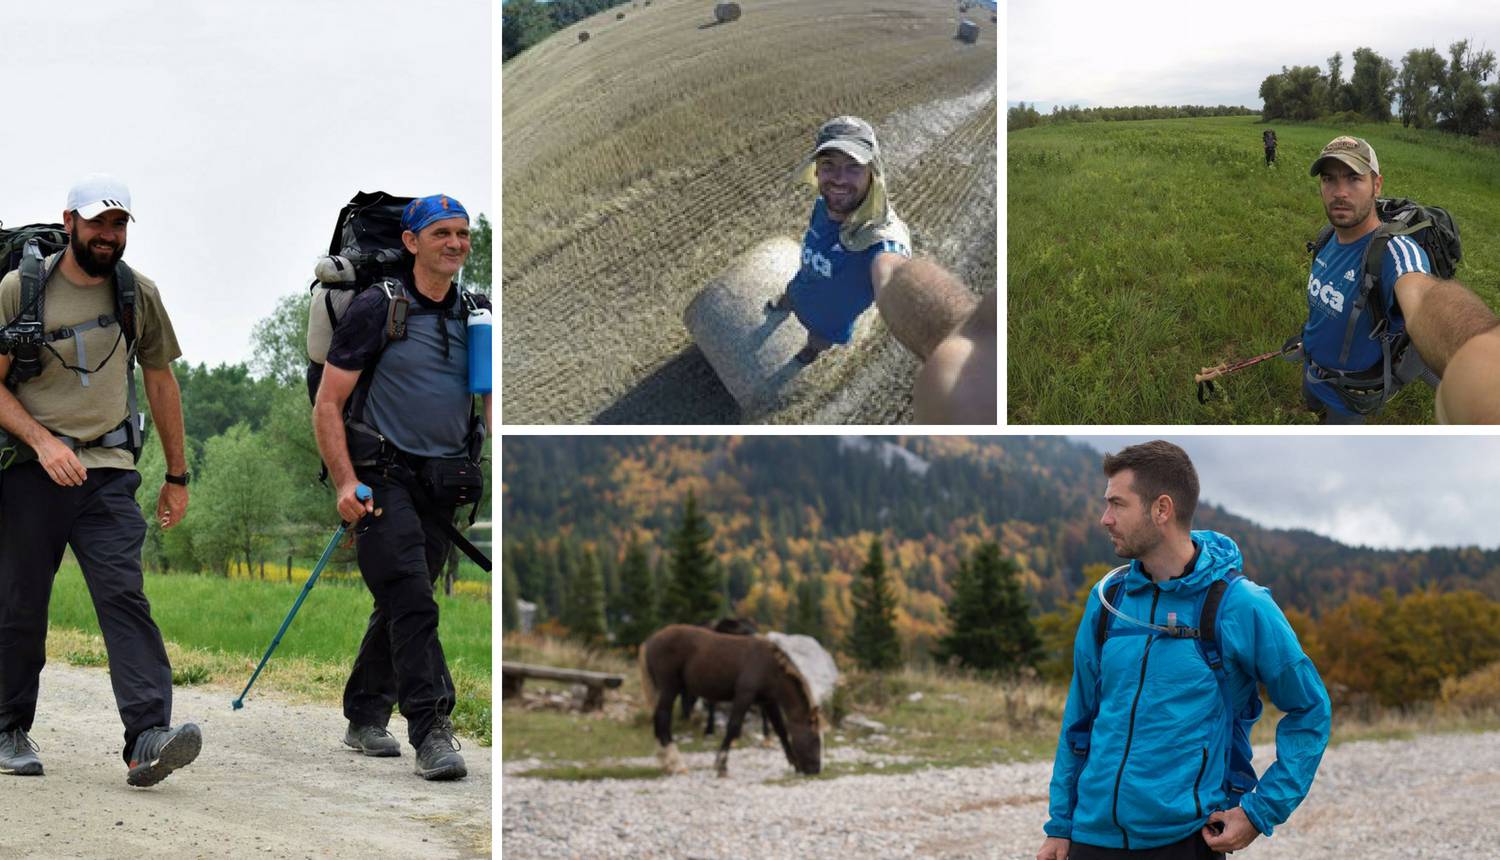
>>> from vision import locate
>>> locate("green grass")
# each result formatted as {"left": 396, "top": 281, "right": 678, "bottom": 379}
{"left": 1008, "top": 115, "right": 1500, "bottom": 423}
{"left": 47, "top": 562, "right": 493, "bottom": 745}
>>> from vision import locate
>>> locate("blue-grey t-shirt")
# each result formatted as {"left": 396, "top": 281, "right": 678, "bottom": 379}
{"left": 326, "top": 278, "right": 487, "bottom": 459}
{"left": 1304, "top": 229, "right": 1429, "bottom": 412}
{"left": 786, "top": 198, "right": 910, "bottom": 344}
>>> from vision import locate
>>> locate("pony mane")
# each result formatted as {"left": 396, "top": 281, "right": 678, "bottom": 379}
{"left": 766, "top": 637, "right": 824, "bottom": 732}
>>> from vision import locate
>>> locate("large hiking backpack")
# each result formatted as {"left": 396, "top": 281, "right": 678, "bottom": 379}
{"left": 0, "top": 221, "right": 143, "bottom": 467}
{"left": 1071, "top": 569, "right": 1262, "bottom": 809}
{"left": 1304, "top": 197, "right": 1461, "bottom": 414}
{"left": 304, "top": 191, "right": 415, "bottom": 404}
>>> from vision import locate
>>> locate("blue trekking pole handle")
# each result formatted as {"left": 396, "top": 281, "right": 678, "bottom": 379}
{"left": 231, "top": 484, "right": 371, "bottom": 710}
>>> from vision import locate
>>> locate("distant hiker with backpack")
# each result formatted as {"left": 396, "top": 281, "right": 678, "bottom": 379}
{"left": 312, "top": 193, "right": 489, "bottom": 781}
{"left": 0, "top": 175, "right": 202, "bottom": 786}
{"left": 1299, "top": 136, "right": 1499, "bottom": 423}
{"left": 1038, "top": 441, "right": 1330, "bottom": 860}
{"left": 1261, "top": 129, "right": 1276, "bottom": 166}
{"left": 766, "top": 116, "right": 912, "bottom": 364}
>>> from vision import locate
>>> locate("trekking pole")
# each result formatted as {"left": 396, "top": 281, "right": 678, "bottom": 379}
{"left": 232, "top": 484, "right": 372, "bottom": 710}
{"left": 1195, "top": 340, "right": 1301, "bottom": 403}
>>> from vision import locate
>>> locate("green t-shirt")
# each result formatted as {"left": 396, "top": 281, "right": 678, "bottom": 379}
{"left": 0, "top": 253, "right": 181, "bottom": 470}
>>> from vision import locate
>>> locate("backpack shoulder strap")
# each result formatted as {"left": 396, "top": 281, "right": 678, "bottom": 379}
{"left": 1096, "top": 575, "right": 1126, "bottom": 647}
{"left": 1197, "top": 572, "right": 1261, "bottom": 802}
{"left": 113, "top": 262, "right": 142, "bottom": 457}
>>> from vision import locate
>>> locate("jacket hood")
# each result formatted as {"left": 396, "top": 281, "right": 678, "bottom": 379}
{"left": 1121, "top": 529, "right": 1243, "bottom": 595}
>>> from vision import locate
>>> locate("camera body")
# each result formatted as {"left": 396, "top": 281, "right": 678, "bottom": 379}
{"left": 0, "top": 319, "right": 45, "bottom": 385}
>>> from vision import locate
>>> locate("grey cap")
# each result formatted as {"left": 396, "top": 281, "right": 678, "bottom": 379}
{"left": 810, "top": 116, "right": 879, "bottom": 165}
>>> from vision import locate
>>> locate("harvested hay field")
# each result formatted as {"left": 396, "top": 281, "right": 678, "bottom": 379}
{"left": 502, "top": 0, "right": 997, "bottom": 424}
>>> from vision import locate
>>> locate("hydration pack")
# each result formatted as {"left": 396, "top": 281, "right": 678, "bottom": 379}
{"left": 1304, "top": 197, "right": 1460, "bottom": 414}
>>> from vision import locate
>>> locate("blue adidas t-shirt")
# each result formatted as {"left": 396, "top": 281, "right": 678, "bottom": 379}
{"left": 1304, "top": 229, "right": 1430, "bottom": 411}
{"left": 786, "top": 198, "right": 910, "bottom": 344}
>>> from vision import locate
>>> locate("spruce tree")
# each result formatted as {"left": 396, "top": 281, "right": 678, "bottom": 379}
{"left": 501, "top": 555, "right": 521, "bottom": 633}
{"left": 663, "top": 491, "right": 722, "bottom": 623}
{"left": 846, "top": 539, "right": 901, "bottom": 670}
{"left": 615, "top": 537, "right": 659, "bottom": 650}
{"left": 564, "top": 547, "right": 607, "bottom": 645}
{"left": 934, "top": 542, "right": 1042, "bottom": 674}
{"left": 789, "top": 574, "right": 827, "bottom": 642}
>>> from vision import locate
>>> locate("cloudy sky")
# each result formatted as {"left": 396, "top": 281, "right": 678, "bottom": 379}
{"left": 1072, "top": 436, "right": 1500, "bottom": 551}
{"left": 3, "top": 1, "right": 489, "bottom": 369}
{"left": 1009, "top": 0, "right": 1500, "bottom": 112}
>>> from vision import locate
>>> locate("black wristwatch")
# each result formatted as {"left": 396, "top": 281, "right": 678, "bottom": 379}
{"left": 165, "top": 471, "right": 191, "bottom": 486}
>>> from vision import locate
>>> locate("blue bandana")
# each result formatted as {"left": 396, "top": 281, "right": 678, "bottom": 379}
{"left": 401, "top": 194, "right": 469, "bottom": 234}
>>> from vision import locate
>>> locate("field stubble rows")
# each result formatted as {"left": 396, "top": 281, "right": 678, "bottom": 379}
{"left": 503, "top": 0, "right": 996, "bottom": 423}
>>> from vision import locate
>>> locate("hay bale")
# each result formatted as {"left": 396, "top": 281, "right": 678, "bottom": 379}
{"left": 616, "top": 11, "right": 625, "bottom": 19}
{"left": 956, "top": 19, "right": 979, "bottom": 43}
{"left": 990, "top": 14, "right": 997, "bottom": 23}
{"left": 714, "top": 2, "right": 741, "bottom": 23}
{"left": 578, "top": 30, "right": 591, "bottom": 42}
{"left": 683, "top": 238, "right": 806, "bottom": 416}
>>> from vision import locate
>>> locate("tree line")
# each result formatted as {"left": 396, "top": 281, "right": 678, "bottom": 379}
{"left": 1260, "top": 40, "right": 1500, "bottom": 135}
{"left": 503, "top": 0, "right": 633, "bottom": 62}
{"left": 1008, "top": 103, "right": 1255, "bottom": 131}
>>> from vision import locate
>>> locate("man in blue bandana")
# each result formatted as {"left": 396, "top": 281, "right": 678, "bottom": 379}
{"left": 314, "top": 193, "right": 489, "bottom": 780}
{"left": 767, "top": 116, "right": 912, "bottom": 364}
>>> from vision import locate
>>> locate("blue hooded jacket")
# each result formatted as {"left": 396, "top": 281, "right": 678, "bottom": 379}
{"left": 1044, "top": 531, "right": 1331, "bottom": 850}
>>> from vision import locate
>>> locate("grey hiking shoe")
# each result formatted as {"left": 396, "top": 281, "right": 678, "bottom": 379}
{"left": 127, "top": 723, "right": 202, "bottom": 787}
{"left": 0, "top": 728, "right": 43, "bottom": 776}
{"left": 344, "top": 722, "right": 401, "bottom": 757}
{"left": 413, "top": 718, "right": 466, "bottom": 781}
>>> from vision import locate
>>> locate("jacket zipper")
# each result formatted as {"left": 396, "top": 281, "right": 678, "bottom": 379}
{"left": 1193, "top": 746, "right": 1208, "bottom": 817}
{"left": 1110, "top": 585, "right": 1160, "bottom": 850}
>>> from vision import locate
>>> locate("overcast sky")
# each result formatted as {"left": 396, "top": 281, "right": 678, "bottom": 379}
{"left": 1071, "top": 436, "right": 1500, "bottom": 551}
{"left": 1009, "top": 0, "right": 1500, "bottom": 112}
{"left": 3, "top": 1, "right": 489, "bottom": 370}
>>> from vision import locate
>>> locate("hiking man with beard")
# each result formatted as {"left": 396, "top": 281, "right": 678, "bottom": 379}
{"left": 1262, "top": 129, "right": 1277, "bottom": 167}
{"left": 766, "top": 116, "right": 911, "bottom": 364}
{"left": 1039, "top": 441, "right": 1330, "bottom": 860}
{"left": 1300, "top": 136, "right": 1499, "bottom": 423}
{"left": 0, "top": 174, "right": 200, "bottom": 786}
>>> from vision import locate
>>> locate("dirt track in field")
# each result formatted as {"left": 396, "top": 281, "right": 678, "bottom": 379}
{"left": 1, "top": 664, "right": 491, "bottom": 859}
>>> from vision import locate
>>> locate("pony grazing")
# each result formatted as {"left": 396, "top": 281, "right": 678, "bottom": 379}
{"left": 639, "top": 624, "right": 823, "bottom": 777}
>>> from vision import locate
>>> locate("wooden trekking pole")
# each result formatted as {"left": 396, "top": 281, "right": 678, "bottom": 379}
{"left": 1195, "top": 341, "right": 1300, "bottom": 403}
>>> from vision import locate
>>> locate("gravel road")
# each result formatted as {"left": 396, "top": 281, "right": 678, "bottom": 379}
{"left": 1, "top": 664, "right": 491, "bottom": 859}
{"left": 502, "top": 728, "right": 1500, "bottom": 859}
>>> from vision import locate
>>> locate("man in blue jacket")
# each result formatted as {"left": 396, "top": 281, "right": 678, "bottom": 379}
{"left": 1039, "top": 441, "right": 1331, "bottom": 859}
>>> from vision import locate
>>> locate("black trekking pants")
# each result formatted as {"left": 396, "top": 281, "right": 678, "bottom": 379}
{"left": 0, "top": 463, "right": 172, "bottom": 762}
{"left": 342, "top": 471, "right": 456, "bottom": 747}
{"left": 1265, "top": 147, "right": 1276, "bottom": 165}
{"left": 1070, "top": 832, "right": 1224, "bottom": 860}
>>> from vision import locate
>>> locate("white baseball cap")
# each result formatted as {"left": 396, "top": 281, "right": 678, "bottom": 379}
{"left": 66, "top": 174, "right": 135, "bottom": 220}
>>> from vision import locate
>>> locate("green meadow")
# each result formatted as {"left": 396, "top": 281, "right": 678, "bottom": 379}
{"left": 1008, "top": 115, "right": 1500, "bottom": 424}
{"left": 46, "top": 562, "right": 493, "bottom": 744}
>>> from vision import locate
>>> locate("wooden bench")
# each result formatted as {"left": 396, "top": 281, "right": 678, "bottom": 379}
{"left": 501, "top": 662, "right": 624, "bottom": 711}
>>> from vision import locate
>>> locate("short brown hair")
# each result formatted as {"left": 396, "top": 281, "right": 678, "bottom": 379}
{"left": 1101, "top": 440, "right": 1199, "bottom": 526}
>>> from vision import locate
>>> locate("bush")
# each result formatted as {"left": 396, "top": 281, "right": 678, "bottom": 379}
{"left": 1440, "top": 660, "right": 1500, "bottom": 714}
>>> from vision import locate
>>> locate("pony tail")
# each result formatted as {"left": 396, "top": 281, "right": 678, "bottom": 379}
{"left": 638, "top": 641, "right": 658, "bottom": 711}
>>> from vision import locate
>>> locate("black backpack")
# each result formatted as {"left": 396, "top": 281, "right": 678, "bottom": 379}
{"left": 0, "top": 221, "right": 142, "bottom": 464}
{"left": 304, "top": 191, "right": 415, "bottom": 404}
{"left": 1304, "top": 197, "right": 1460, "bottom": 412}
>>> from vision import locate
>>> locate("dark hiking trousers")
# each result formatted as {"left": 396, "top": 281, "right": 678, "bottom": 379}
{"left": 1070, "top": 831, "right": 1224, "bottom": 860}
{"left": 0, "top": 462, "right": 172, "bottom": 763}
{"left": 342, "top": 471, "right": 456, "bottom": 747}
{"left": 1265, "top": 147, "right": 1276, "bottom": 165}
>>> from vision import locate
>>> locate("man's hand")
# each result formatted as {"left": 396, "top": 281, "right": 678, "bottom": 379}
{"left": 156, "top": 482, "right": 188, "bottom": 529}
{"left": 1036, "top": 836, "right": 1070, "bottom": 859}
{"left": 35, "top": 436, "right": 86, "bottom": 487}
{"left": 1203, "top": 807, "right": 1260, "bottom": 853}
{"left": 336, "top": 480, "right": 374, "bottom": 524}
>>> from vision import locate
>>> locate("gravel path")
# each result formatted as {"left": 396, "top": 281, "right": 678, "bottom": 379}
{"left": 3, "top": 663, "right": 491, "bottom": 859}
{"left": 501, "top": 729, "right": 1500, "bottom": 859}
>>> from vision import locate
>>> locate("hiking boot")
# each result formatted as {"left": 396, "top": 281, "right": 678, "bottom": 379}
{"left": 0, "top": 728, "right": 43, "bottom": 776}
{"left": 126, "top": 723, "right": 202, "bottom": 787}
{"left": 413, "top": 718, "right": 466, "bottom": 781}
{"left": 795, "top": 343, "right": 828, "bottom": 365}
{"left": 344, "top": 722, "right": 401, "bottom": 757}
{"left": 765, "top": 293, "right": 791, "bottom": 314}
